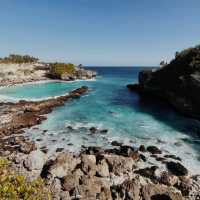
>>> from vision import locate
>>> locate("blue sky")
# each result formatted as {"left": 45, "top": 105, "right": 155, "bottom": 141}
{"left": 0, "top": 0, "right": 200, "bottom": 66}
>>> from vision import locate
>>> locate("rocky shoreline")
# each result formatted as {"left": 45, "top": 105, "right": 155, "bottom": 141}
{"left": 0, "top": 85, "right": 200, "bottom": 199}
{"left": 127, "top": 44, "right": 200, "bottom": 120}
{"left": 0, "top": 62, "right": 96, "bottom": 87}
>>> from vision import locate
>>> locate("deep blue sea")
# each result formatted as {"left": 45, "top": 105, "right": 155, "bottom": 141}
{"left": 1, "top": 67, "right": 200, "bottom": 172}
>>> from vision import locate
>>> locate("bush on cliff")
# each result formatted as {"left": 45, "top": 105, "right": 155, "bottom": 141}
{"left": 0, "top": 54, "right": 39, "bottom": 64}
{"left": 50, "top": 62, "right": 75, "bottom": 78}
{"left": 0, "top": 158, "right": 50, "bottom": 200}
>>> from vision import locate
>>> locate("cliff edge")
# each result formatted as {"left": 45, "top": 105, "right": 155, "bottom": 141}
{"left": 127, "top": 44, "right": 200, "bottom": 119}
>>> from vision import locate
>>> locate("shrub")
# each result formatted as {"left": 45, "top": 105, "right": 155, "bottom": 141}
{"left": 50, "top": 62, "right": 75, "bottom": 78}
{"left": 0, "top": 54, "right": 39, "bottom": 64}
{"left": 0, "top": 157, "right": 51, "bottom": 200}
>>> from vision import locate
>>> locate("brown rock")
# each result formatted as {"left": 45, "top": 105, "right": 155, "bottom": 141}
{"left": 105, "top": 154, "right": 135, "bottom": 175}
{"left": 142, "top": 184, "right": 183, "bottom": 200}
{"left": 81, "top": 154, "right": 96, "bottom": 176}
{"left": 96, "top": 159, "right": 110, "bottom": 177}
{"left": 147, "top": 146, "right": 162, "bottom": 154}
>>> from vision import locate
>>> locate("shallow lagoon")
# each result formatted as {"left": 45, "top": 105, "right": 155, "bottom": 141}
{"left": 1, "top": 67, "right": 200, "bottom": 172}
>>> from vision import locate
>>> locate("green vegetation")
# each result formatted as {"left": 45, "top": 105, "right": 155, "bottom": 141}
{"left": 50, "top": 62, "right": 75, "bottom": 78}
{"left": 0, "top": 54, "right": 39, "bottom": 64}
{"left": 0, "top": 158, "right": 51, "bottom": 200}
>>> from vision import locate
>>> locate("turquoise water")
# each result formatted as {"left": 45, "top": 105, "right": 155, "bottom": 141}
{"left": 1, "top": 67, "right": 200, "bottom": 172}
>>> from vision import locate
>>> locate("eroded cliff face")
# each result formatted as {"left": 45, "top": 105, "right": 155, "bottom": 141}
{"left": 128, "top": 45, "right": 200, "bottom": 119}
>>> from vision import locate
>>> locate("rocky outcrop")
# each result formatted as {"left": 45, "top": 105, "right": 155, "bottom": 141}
{"left": 60, "top": 67, "right": 96, "bottom": 81}
{"left": 0, "top": 62, "right": 96, "bottom": 86}
{"left": 127, "top": 44, "right": 200, "bottom": 119}
{"left": 0, "top": 86, "right": 88, "bottom": 139}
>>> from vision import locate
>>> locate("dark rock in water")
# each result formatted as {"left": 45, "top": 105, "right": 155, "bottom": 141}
{"left": 119, "top": 145, "right": 139, "bottom": 160}
{"left": 139, "top": 154, "right": 147, "bottom": 162}
{"left": 89, "top": 127, "right": 97, "bottom": 134}
{"left": 67, "top": 143, "right": 73, "bottom": 146}
{"left": 157, "top": 139, "right": 166, "bottom": 144}
{"left": 155, "top": 157, "right": 166, "bottom": 162}
{"left": 135, "top": 166, "right": 158, "bottom": 180}
{"left": 67, "top": 126, "right": 73, "bottom": 130}
{"left": 100, "top": 129, "right": 108, "bottom": 134}
{"left": 83, "top": 146, "right": 103, "bottom": 155}
{"left": 127, "top": 44, "right": 200, "bottom": 120}
{"left": 56, "top": 148, "right": 64, "bottom": 152}
{"left": 111, "top": 141, "right": 122, "bottom": 146}
{"left": 36, "top": 138, "right": 42, "bottom": 141}
{"left": 164, "top": 154, "right": 181, "bottom": 161}
{"left": 166, "top": 161, "right": 188, "bottom": 176}
{"left": 139, "top": 145, "right": 146, "bottom": 152}
{"left": 174, "top": 142, "right": 182, "bottom": 147}
{"left": 147, "top": 146, "right": 162, "bottom": 154}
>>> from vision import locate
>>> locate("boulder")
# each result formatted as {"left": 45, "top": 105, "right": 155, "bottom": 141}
{"left": 111, "top": 141, "right": 122, "bottom": 146}
{"left": 44, "top": 152, "right": 80, "bottom": 178}
{"left": 111, "top": 179, "right": 140, "bottom": 200}
{"left": 24, "top": 150, "right": 46, "bottom": 171}
{"left": 81, "top": 154, "right": 96, "bottom": 176}
{"left": 139, "top": 145, "right": 146, "bottom": 152}
{"left": 135, "top": 166, "right": 158, "bottom": 180}
{"left": 142, "top": 184, "right": 183, "bottom": 200}
{"left": 166, "top": 161, "right": 188, "bottom": 176}
{"left": 96, "top": 159, "right": 110, "bottom": 177}
{"left": 147, "top": 146, "right": 162, "bottom": 154}
{"left": 159, "top": 171, "right": 179, "bottom": 186}
{"left": 105, "top": 154, "right": 135, "bottom": 175}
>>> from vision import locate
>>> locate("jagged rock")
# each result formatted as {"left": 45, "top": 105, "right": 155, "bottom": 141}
{"left": 71, "top": 175, "right": 111, "bottom": 200}
{"left": 166, "top": 161, "right": 188, "bottom": 176}
{"left": 139, "top": 145, "right": 146, "bottom": 152}
{"left": 142, "top": 184, "right": 183, "bottom": 200}
{"left": 159, "top": 171, "right": 179, "bottom": 186}
{"left": 105, "top": 154, "right": 135, "bottom": 175}
{"left": 135, "top": 166, "right": 158, "bottom": 180}
{"left": 96, "top": 159, "right": 110, "bottom": 177}
{"left": 50, "top": 178, "right": 62, "bottom": 200}
{"left": 119, "top": 145, "right": 140, "bottom": 160}
{"left": 45, "top": 152, "right": 80, "bottom": 178}
{"left": 60, "top": 191, "right": 71, "bottom": 200}
{"left": 111, "top": 179, "right": 140, "bottom": 200}
{"left": 24, "top": 150, "right": 46, "bottom": 171}
{"left": 89, "top": 127, "right": 97, "bottom": 134}
{"left": 61, "top": 174, "right": 79, "bottom": 192}
{"left": 147, "top": 146, "right": 162, "bottom": 154}
{"left": 81, "top": 154, "right": 96, "bottom": 176}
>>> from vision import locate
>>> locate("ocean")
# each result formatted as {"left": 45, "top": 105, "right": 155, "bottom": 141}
{"left": 1, "top": 67, "right": 200, "bottom": 172}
